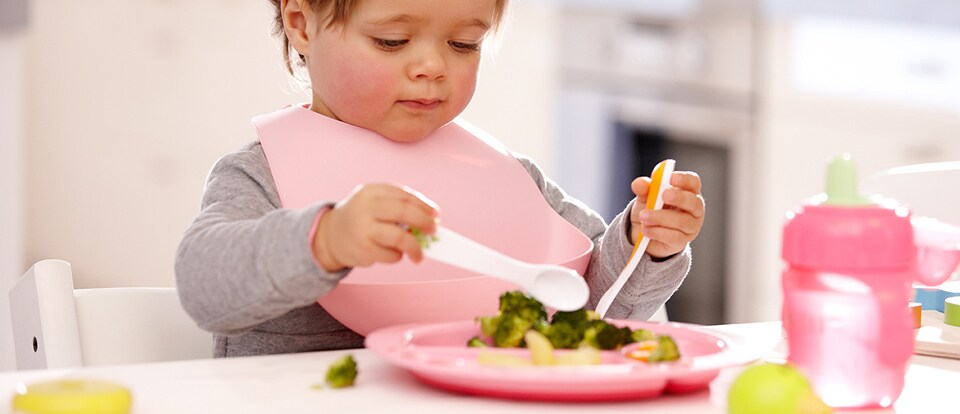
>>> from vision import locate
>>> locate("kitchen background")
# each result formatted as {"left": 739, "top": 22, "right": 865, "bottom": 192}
{"left": 1, "top": 0, "right": 959, "bottom": 371}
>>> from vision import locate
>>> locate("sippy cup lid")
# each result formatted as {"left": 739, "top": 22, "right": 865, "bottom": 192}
{"left": 782, "top": 154, "right": 915, "bottom": 272}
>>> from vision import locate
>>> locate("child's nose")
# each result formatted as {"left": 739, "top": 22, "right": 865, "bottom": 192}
{"left": 408, "top": 46, "right": 447, "bottom": 80}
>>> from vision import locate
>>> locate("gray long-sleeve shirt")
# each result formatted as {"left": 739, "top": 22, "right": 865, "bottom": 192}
{"left": 175, "top": 141, "right": 691, "bottom": 357}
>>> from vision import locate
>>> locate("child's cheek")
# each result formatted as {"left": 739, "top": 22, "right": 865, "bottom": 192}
{"left": 448, "top": 71, "right": 479, "bottom": 113}
{"left": 334, "top": 61, "right": 395, "bottom": 103}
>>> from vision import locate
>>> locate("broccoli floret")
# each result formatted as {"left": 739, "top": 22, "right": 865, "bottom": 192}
{"left": 476, "top": 291, "right": 603, "bottom": 349}
{"left": 538, "top": 321, "right": 582, "bottom": 349}
{"left": 477, "top": 315, "right": 500, "bottom": 337}
{"left": 648, "top": 335, "right": 681, "bottom": 362}
{"left": 614, "top": 326, "right": 635, "bottom": 346}
{"left": 325, "top": 354, "right": 358, "bottom": 388}
{"left": 409, "top": 227, "right": 438, "bottom": 248}
{"left": 498, "top": 291, "right": 547, "bottom": 324}
{"left": 550, "top": 309, "right": 590, "bottom": 329}
{"left": 466, "top": 336, "right": 489, "bottom": 348}
{"left": 477, "top": 291, "right": 547, "bottom": 348}
{"left": 492, "top": 313, "right": 535, "bottom": 348}
{"left": 580, "top": 320, "right": 633, "bottom": 350}
{"left": 631, "top": 328, "right": 656, "bottom": 343}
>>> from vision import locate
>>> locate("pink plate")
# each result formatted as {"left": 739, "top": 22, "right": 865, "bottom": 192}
{"left": 365, "top": 319, "right": 759, "bottom": 402}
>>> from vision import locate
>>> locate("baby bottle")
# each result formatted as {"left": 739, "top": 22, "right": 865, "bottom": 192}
{"left": 781, "top": 155, "right": 915, "bottom": 409}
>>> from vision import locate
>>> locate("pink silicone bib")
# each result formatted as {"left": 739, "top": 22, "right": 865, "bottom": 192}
{"left": 254, "top": 105, "right": 593, "bottom": 334}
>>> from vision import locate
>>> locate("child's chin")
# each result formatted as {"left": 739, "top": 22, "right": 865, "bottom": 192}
{"left": 380, "top": 128, "right": 433, "bottom": 143}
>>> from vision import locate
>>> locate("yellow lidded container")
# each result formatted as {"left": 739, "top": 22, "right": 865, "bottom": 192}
{"left": 12, "top": 379, "right": 132, "bottom": 414}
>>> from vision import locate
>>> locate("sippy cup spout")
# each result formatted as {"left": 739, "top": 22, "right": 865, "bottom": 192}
{"left": 913, "top": 216, "right": 960, "bottom": 286}
{"left": 825, "top": 153, "right": 873, "bottom": 206}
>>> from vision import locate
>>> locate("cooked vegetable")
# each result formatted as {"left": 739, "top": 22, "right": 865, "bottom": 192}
{"left": 325, "top": 354, "right": 358, "bottom": 388}
{"left": 625, "top": 340, "right": 659, "bottom": 362}
{"left": 625, "top": 336, "right": 681, "bottom": 363}
{"left": 524, "top": 330, "right": 556, "bottom": 365}
{"left": 555, "top": 346, "right": 603, "bottom": 365}
{"left": 497, "top": 290, "right": 548, "bottom": 323}
{"left": 469, "top": 290, "right": 680, "bottom": 364}
{"left": 409, "top": 227, "right": 438, "bottom": 249}
{"left": 477, "top": 315, "right": 499, "bottom": 337}
{"left": 472, "top": 291, "right": 548, "bottom": 348}
{"left": 535, "top": 320, "right": 582, "bottom": 349}
{"left": 477, "top": 352, "right": 534, "bottom": 367}
{"left": 550, "top": 308, "right": 591, "bottom": 328}
{"left": 466, "top": 336, "right": 489, "bottom": 348}
{"left": 492, "top": 313, "right": 534, "bottom": 348}
{"left": 648, "top": 335, "right": 681, "bottom": 363}
{"left": 580, "top": 319, "right": 635, "bottom": 350}
{"left": 631, "top": 328, "right": 656, "bottom": 343}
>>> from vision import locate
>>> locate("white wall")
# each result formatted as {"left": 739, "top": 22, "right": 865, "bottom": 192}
{"left": 0, "top": 34, "right": 25, "bottom": 372}
{"left": 24, "top": 1, "right": 301, "bottom": 289}
{"left": 21, "top": 0, "right": 557, "bottom": 290}
{"left": 463, "top": 0, "right": 558, "bottom": 176}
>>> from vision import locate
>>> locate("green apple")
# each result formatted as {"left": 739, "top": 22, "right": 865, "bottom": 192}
{"left": 727, "top": 363, "right": 832, "bottom": 414}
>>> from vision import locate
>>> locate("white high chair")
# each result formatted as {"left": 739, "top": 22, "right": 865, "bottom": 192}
{"left": 862, "top": 161, "right": 960, "bottom": 226}
{"left": 863, "top": 161, "right": 960, "bottom": 282}
{"left": 8, "top": 259, "right": 212, "bottom": 370}
{"left": 650, "top": 305, "right": 669, "bottom": 323}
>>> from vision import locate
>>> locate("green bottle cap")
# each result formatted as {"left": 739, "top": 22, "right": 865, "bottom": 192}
{"left": 824, "top": 154, "right": 873, "bottom": 206}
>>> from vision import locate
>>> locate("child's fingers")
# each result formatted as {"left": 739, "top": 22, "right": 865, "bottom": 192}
{"left": 399, "top": 185, "right": 441, "bottom": 217}
{"left": 669, "top": 171, "right": 702, "bottom": 194}
{"left": 662, "top": 188, "right": 705, "bottom": 219}
{"left": 631, "top": 177, "right": 651, "bottom": 198}
{"left": 368, "top": 186, "right": 440, "bottom": 232}
{"left": 639, "top": 226, "right": 690, "bottom": 257}
{"left": 374, "top": 200, "right": 438, "bottom": 234}
{"left": 636, "top": 224, "right": 681, "bottom": 244}
{"left": 638, "top": 209, "right": 700, "bottom": 237}
{"left": 358, "top": 223, "right": 423, "bottom": 264}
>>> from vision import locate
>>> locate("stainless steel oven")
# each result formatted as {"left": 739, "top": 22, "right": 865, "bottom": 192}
{"left": 554, "top": 1, "right": 758, "bottom": 324}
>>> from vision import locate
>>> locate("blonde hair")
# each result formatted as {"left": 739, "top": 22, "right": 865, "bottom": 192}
{"left": 266, "top": 0, "right": 508, "bottom": 76}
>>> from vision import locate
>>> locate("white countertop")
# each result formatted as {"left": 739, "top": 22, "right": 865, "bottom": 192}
{"left": 1, "top": 322, "right": 958, "bottom": 413}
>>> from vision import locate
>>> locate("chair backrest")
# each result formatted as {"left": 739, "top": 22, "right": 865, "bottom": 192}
{"left": 862, "top": 161, "right": 960, "bottom": 226}
{"left": 649, "top": 304, "right": 668, "bottom": 323}
{"left": 9, "top": 259, "right": 211, "bottom": 370}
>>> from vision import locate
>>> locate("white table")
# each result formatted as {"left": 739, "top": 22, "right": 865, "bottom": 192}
{"left": 1, "top": 322, "right": 958, "bottom": 413}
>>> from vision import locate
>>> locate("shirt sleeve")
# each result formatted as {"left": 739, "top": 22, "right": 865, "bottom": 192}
{"left": 512, "top": 153, "right": 691, "bottom": 320}
{"left": 174, "top": 142, "right": 348, "bottom": 336}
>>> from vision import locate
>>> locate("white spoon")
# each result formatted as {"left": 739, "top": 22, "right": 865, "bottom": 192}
{"left": 423, "top": 226, "right": 589, "bottom": 311}
{"left": 595, "top": 159, "right": 675, "bottom": 318}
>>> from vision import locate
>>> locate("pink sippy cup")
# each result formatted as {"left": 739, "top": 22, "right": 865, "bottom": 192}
{"left": 781, "top": 155, "right": 960, "bottom": 409}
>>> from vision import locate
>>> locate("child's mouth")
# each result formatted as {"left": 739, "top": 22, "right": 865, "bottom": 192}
{"left": 399, "top": 99, "right": 441, "bottom": 111}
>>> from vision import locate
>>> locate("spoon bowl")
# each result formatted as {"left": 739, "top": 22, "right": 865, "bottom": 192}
{"left": 531, "top": 266, "right": 590, "bottom": 311}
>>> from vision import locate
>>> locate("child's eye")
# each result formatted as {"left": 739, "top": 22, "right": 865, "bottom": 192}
{"left": 372, "top": 38, "right": 408, "bottom": 51}
{"left": 449, "top": 41, "right": 481, "bottom": 53}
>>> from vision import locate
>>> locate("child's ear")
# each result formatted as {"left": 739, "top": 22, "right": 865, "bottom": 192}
{"left": 281, "top": 0, "right": 311, "bottom": 56}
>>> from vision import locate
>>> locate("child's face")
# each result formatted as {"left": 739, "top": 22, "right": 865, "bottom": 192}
{"left": 305, "top": 0, "right": 496, "bottom": 143}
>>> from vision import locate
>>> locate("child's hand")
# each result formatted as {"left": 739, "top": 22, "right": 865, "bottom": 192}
{"left": 313, "top": 184, "right": 440, "bottom": 272}
{"left": 629, "top": 171, "right": 705, "bottom": 259}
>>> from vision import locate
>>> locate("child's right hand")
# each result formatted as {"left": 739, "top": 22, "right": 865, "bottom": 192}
{"left": 313, "top": 184, "right": 440, "bottom": 272}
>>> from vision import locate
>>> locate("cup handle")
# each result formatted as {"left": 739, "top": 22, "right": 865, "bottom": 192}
{"left": 913, "top": 217, "right": 960, "bottom": 286}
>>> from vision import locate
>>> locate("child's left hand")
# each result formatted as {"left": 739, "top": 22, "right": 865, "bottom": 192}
{"left": 629, "top": 171, "right": 705, "bottom": 259}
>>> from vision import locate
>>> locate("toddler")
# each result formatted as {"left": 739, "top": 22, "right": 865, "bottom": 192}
{"left": 176, "top": 0, "right": 705, "bottom": 357}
